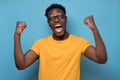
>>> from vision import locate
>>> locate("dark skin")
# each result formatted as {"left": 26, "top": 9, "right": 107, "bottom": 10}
{"left": 14, "top": 8, "right": 107, "bottom": 70}
{"left": 47, "top": 8, "right": 69, "bottom": 40}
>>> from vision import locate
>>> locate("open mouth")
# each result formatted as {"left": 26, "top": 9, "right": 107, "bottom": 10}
{"left": 54, "top": 24, "right": 63, "bottom": 33}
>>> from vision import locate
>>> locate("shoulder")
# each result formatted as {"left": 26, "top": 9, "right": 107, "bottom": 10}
{"left": 33, "top": 35, "right": 52, "bottom": 43}
{"left": 70, "top": 34, "right": 88, "bottom": 41}
{"left": 70, "top": 34, "right": 79, "bottom": 40}
{"left": 70, "top": 34, "right": 92, "bottom": 45}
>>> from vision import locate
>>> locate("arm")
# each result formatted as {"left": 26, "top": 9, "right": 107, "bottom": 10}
{"left": 14, "top": 21, "right": 39, "bottom": 70}
{"left": 84, "top": 16, "right": 107, "bottom": 64}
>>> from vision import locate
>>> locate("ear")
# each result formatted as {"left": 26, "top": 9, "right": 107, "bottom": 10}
{"left": 65, "top": 16, "right": 67, "bottom": 23}
{"left": 47, "top": 20, "right": 51, "bottom": 28}
{"left": 47, "top": 20, "right": 49, "bottom": 23}
{"left": 47, "top": 20, "right": 50, "bottom": 26}
{"left": 65, "top": 15, "right": 67, "bottom": 19}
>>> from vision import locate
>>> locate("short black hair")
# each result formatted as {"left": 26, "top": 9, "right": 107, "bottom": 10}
{"left": 45, "top": 3, "right": 66, "bottom": 18}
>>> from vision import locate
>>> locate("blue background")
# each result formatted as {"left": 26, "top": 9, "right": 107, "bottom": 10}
{"left": 0, "top": 0, "right": 120, "bottom": 80}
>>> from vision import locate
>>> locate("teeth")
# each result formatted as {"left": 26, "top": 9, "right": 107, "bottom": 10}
{"left": 55, "top": 24, "right": 61, "bottom": 28}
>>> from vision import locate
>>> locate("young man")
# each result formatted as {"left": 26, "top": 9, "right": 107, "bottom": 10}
{"left": 14, "top": 3, "right": 107, "bottom": 80}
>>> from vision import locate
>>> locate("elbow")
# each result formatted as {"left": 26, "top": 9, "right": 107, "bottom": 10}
{"left": 97, "top": 60, "right": 107, "bottom": 64}
{"left": 15, "top": 64, "right": 26, "bottom": 70}
{"left": 14, "top": 61, "right": 26, "bottom": 70}
{"left": 97, "top": 57, "right": 108, "bottom": 64}
{"left": 97, "top": 52, "right": 108, "bottom": 64}
{"left": 17, "top": 67, "right": 24, "bottom": 70}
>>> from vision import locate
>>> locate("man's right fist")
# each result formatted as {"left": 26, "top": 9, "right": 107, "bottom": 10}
{"left": 15, "top": 21, "right": 26, "bottom": 35}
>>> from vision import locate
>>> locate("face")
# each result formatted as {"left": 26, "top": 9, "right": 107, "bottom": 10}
{"left": 47, "top": 8, "right": 67, "bottom": 37}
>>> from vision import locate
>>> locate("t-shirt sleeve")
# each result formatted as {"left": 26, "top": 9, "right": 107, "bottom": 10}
{"left": 30, "top": 40, "right": 40, "bottom": 56}
{"left": 80, "top": 37, "right": 92, "bottom": 55}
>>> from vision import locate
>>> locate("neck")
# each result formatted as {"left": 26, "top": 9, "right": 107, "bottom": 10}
{"left": 53, "top": 32, "right": 70, "bottom": 41}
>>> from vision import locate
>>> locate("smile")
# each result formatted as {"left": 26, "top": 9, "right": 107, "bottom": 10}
{"left": 54, "top": 24, "right": 63, "bottom": 33}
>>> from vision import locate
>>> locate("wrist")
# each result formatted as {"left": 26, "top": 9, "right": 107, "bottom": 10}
{"left": 90, "top": 25, "right": 98, "bottom": 31}
{"left": 14, "top": 32, "right": 21, "bottom": 38}
{"left": 91, "top": 28, "right": 99, "bottom": 34}
{"left": 91, "top": 28, "right": 98, "bottom": 31}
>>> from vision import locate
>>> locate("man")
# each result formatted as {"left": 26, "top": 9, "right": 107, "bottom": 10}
{"left": 14, "top": 3, "right": 107, "bottom": 80}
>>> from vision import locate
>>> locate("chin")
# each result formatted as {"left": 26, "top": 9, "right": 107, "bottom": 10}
{"left": 55, "top": 31, "right": 65, "bottom": 37}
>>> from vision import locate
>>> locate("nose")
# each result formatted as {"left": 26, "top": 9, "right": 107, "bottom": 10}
{"left": 54, "top": 17, "right": 60, "bottom": 23}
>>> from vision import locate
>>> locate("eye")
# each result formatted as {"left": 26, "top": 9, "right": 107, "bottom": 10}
{"left": 58, "top": 15, "right": 65, "bottom": 19}
{"left": 48, "top": 14, "right": 65, "bottom": 22}
{"left": 49, "top": 17, "right": 55, "bottom": 21}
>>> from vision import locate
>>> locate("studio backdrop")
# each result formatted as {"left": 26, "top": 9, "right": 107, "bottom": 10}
{"left": 0, "top": 0, "right": 120, "bottom": 80}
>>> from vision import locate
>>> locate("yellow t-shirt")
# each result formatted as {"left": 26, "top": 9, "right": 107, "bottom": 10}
{"left": 30, "top": 34, "right": 92, "bottom": 80}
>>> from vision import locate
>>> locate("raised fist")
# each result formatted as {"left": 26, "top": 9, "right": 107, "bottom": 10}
{"left": 84, "top": 16, "right": 97, "bottom": 30}
{"left": 15, "top": 21, "right": 26, "bottom": 35}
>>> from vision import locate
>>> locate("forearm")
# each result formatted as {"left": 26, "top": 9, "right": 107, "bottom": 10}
{"left": 92, "top": 27, "right": 107, "bottom": 63}
{"left": 14, "top": 34, "right": 25, "bottom": 69}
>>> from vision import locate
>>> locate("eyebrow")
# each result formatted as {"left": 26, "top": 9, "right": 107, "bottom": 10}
{"left": 49, "top": 13, "right": 63, "bottom": 17}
